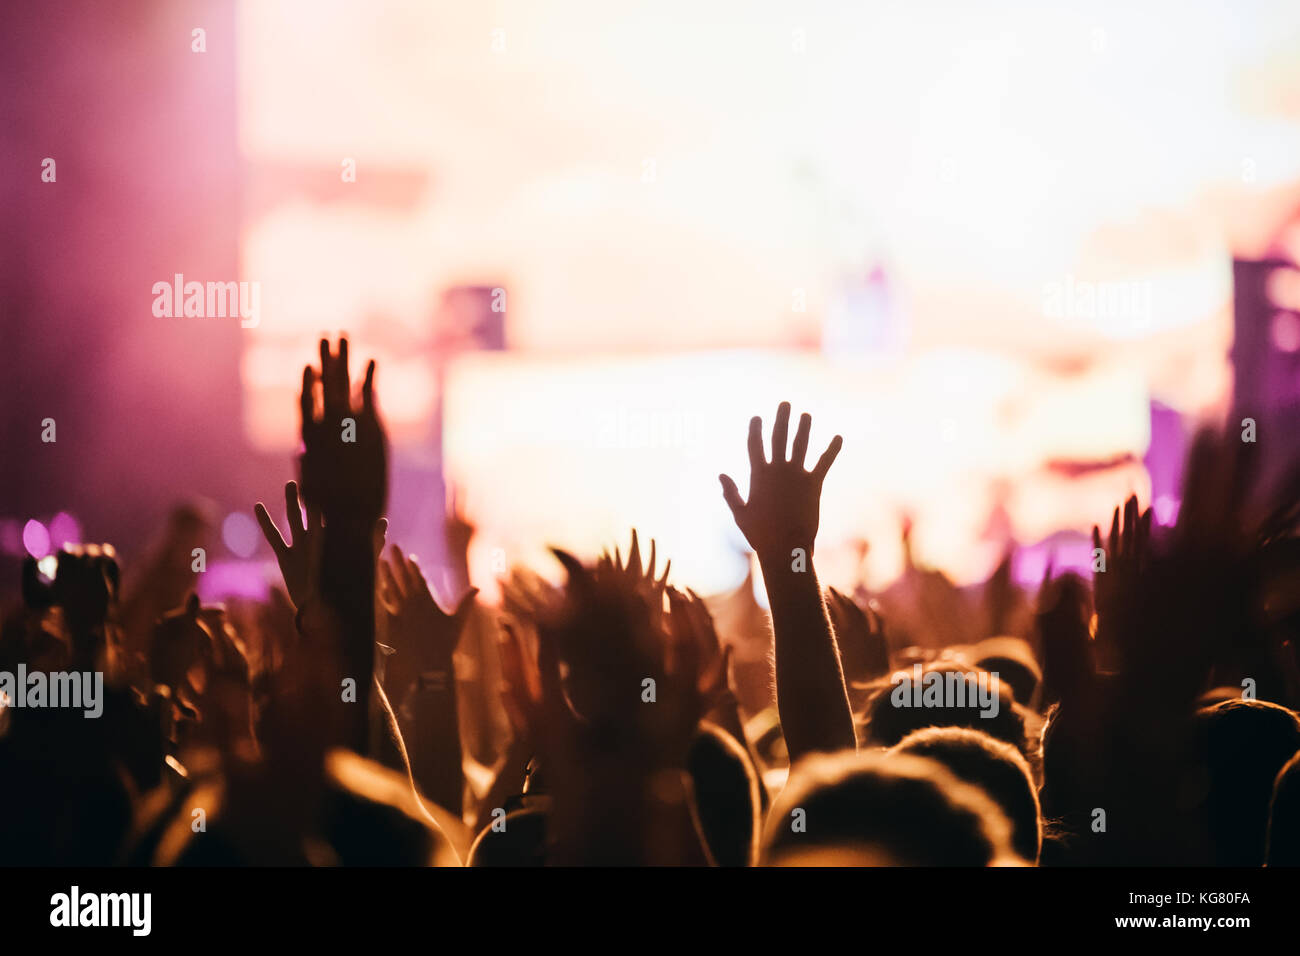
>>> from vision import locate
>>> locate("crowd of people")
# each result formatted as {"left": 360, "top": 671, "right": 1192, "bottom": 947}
{"left": 3, "top": 336, "right": 1299, "bottom": 866}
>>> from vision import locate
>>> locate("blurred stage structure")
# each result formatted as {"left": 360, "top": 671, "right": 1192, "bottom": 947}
{"left": 6, "top": 0, "right": 1300, "bottom": 604}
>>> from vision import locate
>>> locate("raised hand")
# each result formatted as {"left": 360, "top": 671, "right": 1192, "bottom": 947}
{"left": 825, "top": 586, "right": 890, "bottom": 684}
{"left": 1036, "top": 572, "right": 1096, "bottom": 709}
{"left": 150, "top": 593, "right": 208, "bottom": 694}
{"left": 500, "top": 566, "right": 562, "bottom": 624}
{"left": 515, "top": 551, "right": 712, "bottom": 864}
{"left": 719, "top": 402, "right": 842, "bottom": 562}
{"left": 497, "top": 620, "right": 543, "bottom": 746}
{"left": 542, "top": 550, "right": 706, "bottom": 766}
{"left": 24, "top": 544, "right": 119, "bottom": 620}
{"left": 150, "top": 594, "right": 253, "bottom": 752}
{"left": 597, "top": 529, "right": 671, "bottom": 621}
{"left": 443, "top": 485, "right": 475, "bottom": 591}
{"left": 298, "top": 336, "right": 387, "bottom": 524}
{"left": 378, "top": 544, "right": 477, "bottom": 697}
{"left": 24, "top": 544, "right": 121, "bottom": 670}
{"left": 286, "top": 337, "right": 389, "bottom": 753}
{"left": 665, "top": 587, "right": 730, "bottom": 703}
{"left": 1091, "top": 494, "right": 1151, "bottom": 621}
{"left": 716, "top": 403, "right": 854, "bottom": 760}
{"left": 665, "top": 586, "right": 742, "bottom": 745}
{"left": 254, "top": 480, "right": 322, "bottom": 612}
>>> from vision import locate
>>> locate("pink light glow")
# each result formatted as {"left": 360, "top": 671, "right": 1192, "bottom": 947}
{"left": 222, "top": 512, "right": 261, "bottom": 559}
{"left": 48, "top": 512, "right": 81, "bottom": 550}
{"left": 22, "top": 519, "right": 51, "bottom": 559}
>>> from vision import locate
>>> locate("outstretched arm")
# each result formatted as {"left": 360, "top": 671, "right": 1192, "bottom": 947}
{"left": 298, "top": 337, "right": 388, "bottom": 753}
{"left": 378, "top": 544, "right": 476, "bottom": 816}
{"left": 719, "top": 402, "right": 855, "bottom": 760}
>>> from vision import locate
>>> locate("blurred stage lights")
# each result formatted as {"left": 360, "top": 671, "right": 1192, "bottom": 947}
{"left": 22, "top": 519, "right": 50, "bottom": 559}
{"left": 221, "top": 511, "right": 262, "bottom": 559}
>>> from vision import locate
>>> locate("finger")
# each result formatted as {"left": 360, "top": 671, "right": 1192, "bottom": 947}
{"left": 1123, "top": 495, "right": 1137, "bottom": 555}
{"left": 747, "top": 416, "right": 765, "bottom": 469}
{"left": 702, "top": 643, "right": 733, "bottom": 695}
{"left": 319, "top": 338, "right": 336, "bottom": 416}
{"left": 372, "top": 517, "right": 388, "bottom": 562}
{"left": 1091, "top": 525, "right": 1102, "bottom": 556}
{"left": 503, "top": 620, "right": 543, "bottom": 721}
{"left": 535, "top": 624, "right": 565, "bottom": 724}
{"left": 300, "top": 365, "right": 316, "bottom": 438}
{"left": 362, "top": 359, "right": 376, "bottom": 413}
{"left": 453, "top": 588, "right": 479, "bottom": 624}
{"left": 646, "top": 538, "right": 657, "bottom": 582}
{"left": 305, "top": 502, "right": 323, "bottom": 535}
{"left": 791, "top": 412, "right": 812, "bottom": 468}
{"left": 404, "top": 551, "right": 433, "bottom": 596}
{"left": 285, "top": 480, "right": 305, "bottom": 545}
{"left": 811, "top": 434, "right": 844, "bottom": 483}
{"left": 322, "top": 338, "right": 344, "bottom": 416}
{"left": 688, "top": 593, "right": 720, "bottom": 650}
{"left": 1139, "top": 507, "right": 1153, "bottom": 555}
{"left": 771, "top": 402, "right": 791, "bottom": 463}
{"left": 826, "top": 582, "right": 847, "bottom": 621}
{"left": 658, "top": 558, "right": 671, "bottom": 589}
{"left": 666, "top": 586, "right": 687, "bottom": 622}
{"left": 628, "top": 529, "right": 642, "bottom": 578}
{"left": 1108, "top": 507, "right": 1120, "bottom": 560}
{"left": 865, "top": 602, "right": 885, "bottom": 637}
{"left": 377, "top": 560, "right": 402, "bottom": 614}
{"left": 664, "top": 590, "right": 690, "bottom": 674}
{"left": 254, "top": 502, "right": 288, "bottom": 557}
{"left": 719, "top": 474, "right": 746, "bottom": 518}
{"left": 514, "top": 621, "right": 543, "bottom": 700}
{"left": 338, "top": 337, "right": 351, "bottom": 408}
{"left": 305, "top": 504, "right": 323, "bottom": 580}
{"left": 388, "top": 545, "right": 413, "bottom": 599}
{"left": 498, "top": 625, "right": 526, "bottom": 703}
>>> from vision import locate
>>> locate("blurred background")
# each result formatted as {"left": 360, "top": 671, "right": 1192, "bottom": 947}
{"left": 4, "top": 0, "right": 1300, "bottom": 603}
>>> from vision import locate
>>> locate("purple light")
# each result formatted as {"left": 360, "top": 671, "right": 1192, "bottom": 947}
{"left": 1271, "top": 311, "right": 1300, "bottom": 353}
{"left": 221, "top": 511, "right": 260, "bottom": 559}
{"left": 195, "top": 560, "right": 272, "bottom": 603}
{"left": 47, "top": 511, "right": 81, "bottom": 550}
{"left": 22, "top": 519, "right": 51, "bottom": 559}
{"left": 1154, "top": 494, "right": 1180, "bottom": 527}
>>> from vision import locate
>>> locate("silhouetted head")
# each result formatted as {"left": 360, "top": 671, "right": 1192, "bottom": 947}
{"left": 1267, "top": 750, "right": 1300, "bottom": 866}
{"left": 762, "top": 750, "right": 1018, "bottom": 866}
{"left": 972, "top": 636, "right": 1041, "bottom": 707}
{"left": 892, "top": 726, "right": 1042, "bottom": 863}
{"left": 163, "top": 749, "right": 458, "bottom": 866}
{"left": 1196, "top": 698, "right": 1300, "bottom": 866}
{"left": 687, "top": 722, "right": 762, "bottom": 866}
{"left": 467, "top": 807, "right": 549, "bottom": 867}
{"left": 859, "top": 661, "right": 1028, "bottom": 755}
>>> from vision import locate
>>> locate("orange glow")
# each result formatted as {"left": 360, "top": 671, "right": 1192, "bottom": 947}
{"left": 235, "top": 0, "right": 1300, "bottom": 586}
